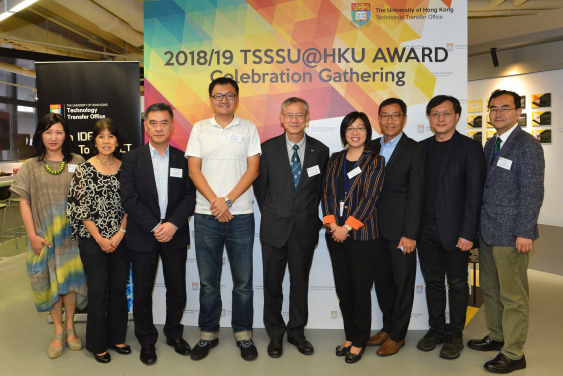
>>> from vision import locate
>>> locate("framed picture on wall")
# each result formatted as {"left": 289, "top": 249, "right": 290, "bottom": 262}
{"left": 468, "top": 115, "right": 482, "bottom": 128}
{"left": 520, "top": 95, "right": 526, "bottom": 110}
{"left": 468, "top": 131, "right": 483, "bottom": 143}
{"left": 518, "top": 113, "right": 527, "bottom": 127}
{"left": 532, "top": 129, "right": 552, "bottom": 143}
{"left": 487, "top": 131, "right": 497, "bottom": 140}
{"left": 468, "top": 100, "right": 483, "bottom": 113}
{"left": 532, "top": 93, "right": 551, "bottom": 108}
{"left": 532, "top": 112, "right": 551, "bottom": 126}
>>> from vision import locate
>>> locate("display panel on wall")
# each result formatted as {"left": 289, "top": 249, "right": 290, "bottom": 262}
{"left": 468, "top": 115, "right": 482, "bottom": 128}
{"left": 520, "top": 95, "right": 526, "bottom": 110}
{"left": 532, "top": 93, "right": 551, "bottom": 108}
{"left": 467, "top": 99, "right": 483, "bottom": 113}
{"left": 468, "top": 131, "right": 482, "bottom": 143}
{"left": 532, "top": 112, "right": 551, "bottom": 126}
{"left": 144, "top": 0, "right": 468, "bottom": 329}
{"left": 36, "top": 62, "right": 142, "bottom": 158}
{"left": 518, "top": 113, "right": 527, "bottom": 127}
{"left": 532, "top": 129, "right": 552, "bottom": 143}
{"left": 487, "top": 130, "right": 497, "bottom": 140}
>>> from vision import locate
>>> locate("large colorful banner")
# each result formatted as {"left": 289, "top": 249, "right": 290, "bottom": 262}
{"left": 145, "top": 0, "right": 467, "bottom": 329}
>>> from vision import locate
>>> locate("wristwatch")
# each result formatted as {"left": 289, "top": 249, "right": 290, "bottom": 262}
{"left": 344, "top": 224, "right": 353, "bottom": 231}
{"left": 225, "top": 197, "right": 233, "bottom": 207}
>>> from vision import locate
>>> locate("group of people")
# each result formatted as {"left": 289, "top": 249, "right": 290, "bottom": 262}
{"left": 12, "top": 76, "right": 544, "bottom": 374}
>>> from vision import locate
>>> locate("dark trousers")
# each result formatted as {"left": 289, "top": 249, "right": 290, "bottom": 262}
{"left": 374, "top": 237, "right": 416, "bottom": 342}
{"left": 262, "top": 224, "right": 315, "bottom": 340}
{"left": 418, "top": 220, "right": 470, "bottom": 336}
{"left": 131, "top": 242, "right": 187, "bottom": 345}
{"left": 79, "top": 237, "right": 132, "bottom": 354}
{"left": 327, "top": 235, "right": 378, "bottom": 348}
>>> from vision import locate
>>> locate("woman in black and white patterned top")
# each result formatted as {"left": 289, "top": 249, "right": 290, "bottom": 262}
{"left": 67, "top": 118, "right": 131, "bottom": 364}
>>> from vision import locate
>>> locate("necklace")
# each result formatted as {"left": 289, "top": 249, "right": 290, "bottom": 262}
{"left": 45, "top": 161, "right": 65, "bottom": 175}
{"left": 95, "top": 156, "right": 114, "bottom": 165}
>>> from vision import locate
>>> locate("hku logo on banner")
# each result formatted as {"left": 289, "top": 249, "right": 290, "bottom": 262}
{"left": 145, "top": 0, "right": 467, "bottom": 330}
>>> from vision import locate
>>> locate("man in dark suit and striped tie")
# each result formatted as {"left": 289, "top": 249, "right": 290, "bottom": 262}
{"left": 253, "top": 97, "right": 329, "bottom": 358}
{"left": 468, "top": 90, "right": 545, "bottom": 374}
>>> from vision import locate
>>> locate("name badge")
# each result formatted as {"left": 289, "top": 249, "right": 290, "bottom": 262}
{"left": 227, "top": 132, "right": 243, "bottom": 143}
{"left": 347, "top": 167, "right": 362, "bottom": 179}
{"left": 68, "top": 164, "right": 77, "bottom": 173}
{"left": 307, "top": 165, "right": 320, "bottom": 177}
{"left": 497, "top": 157, "right": 512, "bottom": 170}
{"left": 170, "top": 168, "right": 183, "bottom": 178}
{"left": 339, "top": 200, "right": 345, "bottom": 216}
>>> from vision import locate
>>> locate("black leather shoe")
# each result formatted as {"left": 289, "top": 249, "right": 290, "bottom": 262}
{"left": 417, "top": 328, "right": 445, "bottom": 351}
{"left": 140, "top": 345, "right": 157, "bottom": 365}
{"left": 288, "top": 336, "right": 314, "bottom": 355}
{"left": 190, "top": 338, "right": 219, "bottom": 360}
{"left": 167, "top": 337, "right": 191, "bottom": 355}
{"left": 267, "top": 338, "right": 283, "bottom": 358}
{"left": 484, "top": 353, "right": 526, "bottom": 373}
{"left": 440, "top": 334, "right": 464, "bottom": 359}
{"left": 335, "top": 344, "right": 351, "bottom": 357}
{"left": 468, "top": 336, "right": 504, "bottom": 352}
{"left": 345, "top": 347, "right": 365, "bottom": 364}
{"left": 109, "top": 344, "right": 131, "bottom": 355}
{"left": 237, "top": 339, "right": 258, "bottom": 361}
{"left": 94, "top": 352, "right": 111, "bottom": 363}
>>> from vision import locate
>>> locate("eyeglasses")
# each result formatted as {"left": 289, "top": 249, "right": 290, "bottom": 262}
{"left": 346, "top": 126, "right": 366, "bottom": 134}
{"left": 489, "top": 107, "right": 516, "bottom": 115}
{"left": 380, "top": 114, "right": 403, "bottom": 121}
{"left": 147, "top": 122, "right": 170, "bottom": 128}
{"left": 282, "top": 112, "right": 308, "bottom": 121}
{"left": 430, "top": 112, "right": 454, "bottom": 119}
{"left": 211, "top": 93, "right": 237, "bottom": 101}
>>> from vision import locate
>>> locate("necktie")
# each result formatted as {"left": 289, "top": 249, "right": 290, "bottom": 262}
{"left": 492, "top": 137, "right": 502, "bottom": 165}
{"left": 291, "top": 144, "right": 301, "bottom": 189}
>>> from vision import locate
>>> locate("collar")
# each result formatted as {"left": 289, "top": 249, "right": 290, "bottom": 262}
{"left": 210, "top": 115, "right": 240, "bottom": 130}
{"left": 380, "top": 132, "right": 403, "bottom": 147}
{"left": 285, "top": 132, "right": 306, "bottom": 149}
{"left": 148, "top": 142, "right": 169, "bottom": 158}
{"left": 498, "top": 123, "right": 518, "bottom": 144}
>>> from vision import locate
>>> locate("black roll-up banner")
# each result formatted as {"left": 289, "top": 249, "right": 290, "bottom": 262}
{"left": 36, "top": 61, "right": 142, "bottom": 158}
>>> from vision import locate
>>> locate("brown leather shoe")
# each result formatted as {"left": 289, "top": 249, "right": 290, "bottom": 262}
{"left": 367, "top": 330, "right": 389, "bottom": 346}
{"left": 376, "top": 338, "right": 405, "bottom": 356}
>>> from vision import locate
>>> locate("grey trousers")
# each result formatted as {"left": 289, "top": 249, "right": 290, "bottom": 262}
{"left": 478, "top": 235, "right": 529, "bottom": 360}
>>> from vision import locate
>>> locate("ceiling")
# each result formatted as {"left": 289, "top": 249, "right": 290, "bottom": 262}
{"left": 0, "top": 1, "right": 562, "bottom": 63}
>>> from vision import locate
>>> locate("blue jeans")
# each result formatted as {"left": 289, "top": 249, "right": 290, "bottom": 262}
{"left": 194, "top": 213, "right": 254, "bottom": 336}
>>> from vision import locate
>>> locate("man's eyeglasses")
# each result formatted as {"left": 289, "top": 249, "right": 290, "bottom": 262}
{"left": 282, "top": 112, "right": 307, "bottom": 121}
{"left": 211, "top": 93, "right": 237, "bottom": 101}
{"left": 346, "top": 126, "right": 366, "bottom": 134}
{"left": 430, "top": 112, "right": 454, "bottom": 119}
{"left": 380, "top": 114, "right": 403, "bottom": 121}
{"left": 489, "top": 107, "right": 516, "bottom": 115}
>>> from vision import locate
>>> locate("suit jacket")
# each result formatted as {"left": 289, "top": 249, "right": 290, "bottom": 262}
{"left": 420, "top": 131, "right": 486, "bottom": 250}
{"left": 253, "top": 133, "right": 329, "bottom": 249}
{"left": 120, "top": 143, "right": 196, "bottom": 252}
{"left": 481, "top": 125, "right": 545, "bottom": 246}
{"left": 321, "top": 149, "right": 385, "bottom": 241}
{"left": 368, "top": 133, "right": 426, "bottom": 241}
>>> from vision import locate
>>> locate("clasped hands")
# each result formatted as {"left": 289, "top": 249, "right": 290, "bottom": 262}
{"left": 210, "top": 197, "right": 233, "bottom": 222}
{"left": 97, "top": 231, "right": 126, "bottom": 253}
{"left": 328, "top": 223, "right": 349, "bottom": 242}
{"left": 154, "top": 222, "right": 177, "bottom": 243}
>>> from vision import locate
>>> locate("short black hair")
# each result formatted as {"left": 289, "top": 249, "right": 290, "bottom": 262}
{"left": 426, "top": 95, "right": 462, "bottom": 116}
{"left": 145, "top": 103, "right": 174, "bottom": 121}
{"left": 379, "top": 97, "right": 407, "bottom": 115}
{"left": 90, "top": 118, "right": 126, "bottom": 159}
{"left": 209, "top": 76, "right": 239, "bottom": 96}
{"left": 488, "top": 89, "right": 521, "bottom": 110}
{"left": 340, "top": 111, "right": 372, "bottom": 147}
{"left": 32, "top": 113, "right": 73, "bottom": 163}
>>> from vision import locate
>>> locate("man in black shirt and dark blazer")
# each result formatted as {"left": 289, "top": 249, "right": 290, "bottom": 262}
{"left": 366, "top": 98, "right": 426, "bottom": 356}
{"left": 253, "top": 97, "right": 329, "bottom": 358}
{"left": 416, "top": 95, "right": 486, "bottom": 360}
{"left": 120, "top": 103, "right": 196, "bottom": 365}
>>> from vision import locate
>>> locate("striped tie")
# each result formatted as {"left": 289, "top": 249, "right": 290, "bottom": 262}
{"left": 291, "top": 144, "right": 301, "bottom": 189}
{"left": 492, "top": 137, "right": 502, "bottom": 165}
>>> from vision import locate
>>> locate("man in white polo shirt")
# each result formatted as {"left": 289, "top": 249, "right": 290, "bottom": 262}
{"left": 186, "top": 77, "right": 261, "bottom": 361}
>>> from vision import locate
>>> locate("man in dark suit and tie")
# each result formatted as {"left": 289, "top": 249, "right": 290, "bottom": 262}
{"left": 120, "top": 103, "right": 196, "bottom": 365}
{"left": 417, "top": 95, "right": 486, "bottom": 360}
{"left": 468, "top": 90, "right": 544, "bottom": 374}
{"left": 366, "top": 98, "right": 426, "bottom": 356}
{"left": 253, "top": 97, "right": 329, "bottom": 358}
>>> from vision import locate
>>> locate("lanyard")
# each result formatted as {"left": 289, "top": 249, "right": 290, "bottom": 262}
{"left": 344, "top": 150, "right": 360, "bottom": 196}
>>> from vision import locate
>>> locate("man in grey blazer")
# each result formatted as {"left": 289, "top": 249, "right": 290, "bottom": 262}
{"left": 253, "top": 97, "right": 329, "bottom": 358}
{"left": 468, "top": 90, "right": 545, "bottom": 374}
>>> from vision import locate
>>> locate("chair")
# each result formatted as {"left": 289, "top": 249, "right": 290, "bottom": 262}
{"left": 7, "top": 195, "right": 27, "bottom": 245}
{"left": 0, "top": 186, "right": 18, "bottom": 248}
